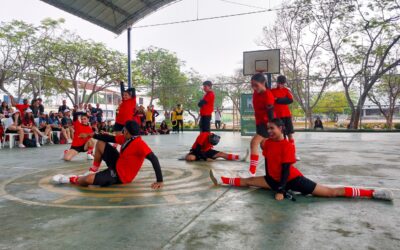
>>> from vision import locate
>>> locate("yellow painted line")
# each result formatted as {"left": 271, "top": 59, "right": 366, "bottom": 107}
{"left": 163, "top": 195, "right": 180, "bottom": 203}
{"left": 109, "top": 198, "right": 123, "bottom": 202}
{"left": 52, "top": 195, "right": 76, "bottom": 204}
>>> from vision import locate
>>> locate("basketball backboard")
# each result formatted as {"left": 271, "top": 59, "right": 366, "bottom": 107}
{"left": 243, "top": 49, "right": 280, "bottom": 75}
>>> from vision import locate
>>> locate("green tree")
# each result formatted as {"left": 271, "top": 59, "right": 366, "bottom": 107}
{"left": 313, "top": 91, "right": 351, "bottom": 121}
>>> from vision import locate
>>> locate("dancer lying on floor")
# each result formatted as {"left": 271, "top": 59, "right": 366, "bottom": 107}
{"left": 210, "top": 119, "right": 392, "bottom": 201}
{"left": 185, "top": 132, "right": 249, "bottom": 162}
{"left": 53, "top": 121, "right": 163, "bottom": 189}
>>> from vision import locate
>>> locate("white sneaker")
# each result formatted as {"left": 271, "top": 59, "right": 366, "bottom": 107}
{"left": 67, "top": 139, "right": 72, "bottom": 144}
{"left": 49, "top": 141, "right": 54, "bottom": 145}
{"left": 43, "top": 135, "right": 48, "bottom": 140}
{"left": 373, "top": 189, "right": 393, "bottom": 201}
{"left": 209, "top": 170, "right": 222, "bottom": 186}
{"left": 52, "top": 174, "right": 70, "bottom": 184}
{"left": 296, "top": 155, "right": 301, "bottom": 161}
{"left": 18, "top": 144, "right": 26, "bottom": 148}
{"left": 36, "top": 143, "right": 41, "bottom": 148}
{"left": 87, "top": 153, "right": 94, "bottom": 160}
{"left": 241, "top": 149, "right": 250, "bottom": 162}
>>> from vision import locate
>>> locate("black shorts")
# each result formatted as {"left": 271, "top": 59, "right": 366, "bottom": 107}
{"left": 113, "top": 122, "right": 124, "bottom": 132}
{"left": 280, "top": 117, "right": 294, "bottom": 135}
{"left": 70, "top": 145, "right": 86, "bottom": 153}
{"left": 39, "top": 127, "right": 46, "bottom": 132}
{"left": 93, "top": 143, "right": 121, "bottom": 186}
{"left": 264, "top": 175, "right": 317, "bottom": 195}
{"left": 256, "top": 124, "right": 268, "bottom": 138}
{"left": 199, "top": 115, "right": 211, "bottom": 132}
{"left": 189, "top": 149, "right": 220, "bottom": 161}
{"left": 52, "top": 127, "right": 61, "bottom": 131}
{"left": 5, "top": 129, "right": 17, "bottom": 133}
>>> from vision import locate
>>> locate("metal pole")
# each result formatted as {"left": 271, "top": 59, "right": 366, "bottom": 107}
{"left": 127, "top": 27, "right": 132, "bottom": 89}
{"left": 266, "top": 73, "right": 272, "bottom": 89}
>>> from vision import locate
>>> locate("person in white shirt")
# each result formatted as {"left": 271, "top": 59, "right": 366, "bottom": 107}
{"left": 4, "top": 110, "right": 25, "bottom": 148}
{"left": 214, "top": 108, "right": 222, "bottom": 129}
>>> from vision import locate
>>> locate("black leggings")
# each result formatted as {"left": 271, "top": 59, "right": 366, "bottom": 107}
{"left": 199, "top": 116, "right": 211, "bottom": 132}
{"left": 177, "top": 120, "right": 183, "bottom": 132}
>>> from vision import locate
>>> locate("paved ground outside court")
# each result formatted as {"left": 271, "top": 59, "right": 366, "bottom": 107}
{"left": 0, "top": 132, "right": 399, "bottom": 250}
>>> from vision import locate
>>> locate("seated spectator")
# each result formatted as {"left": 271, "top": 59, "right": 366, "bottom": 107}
{"left": 158, "top": 121, "right": 170, "bottom": 134}
{"left": 3, "top": 110, "right": 25, "bottom": 148}
{"left": 314, "top": 117, "right": 324, "bottom": 130}
{"left": 0, "top": 101, "right": 10, "bottom": 118}
{"left": 50, "top": 111, "right": 71, "bottom": 143}
{"left": 91, "top": 121, "right": 99, "bottom": 133}
{"left": 105, "top": 120, "right": 114, "bottom": 133}
{"left": 98, "top": 121, "right": 107, "bottom": 132}
{"left": 61, "top": 109, "right": 74, "bottom": 143}
{"left": 39, "top": 111, "right": 54, "bottom": 144}
{"left": 58, "top": 100, "right": 69, "bottom": 113}
{"left": 22, "top": 108, "right": 47, "bottom": 147}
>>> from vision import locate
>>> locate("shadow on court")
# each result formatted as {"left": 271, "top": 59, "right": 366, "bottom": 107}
{"left": 0, "top": 132, "right": 399, "bottom": 249}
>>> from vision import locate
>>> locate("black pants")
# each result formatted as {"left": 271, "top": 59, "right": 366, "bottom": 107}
{"left": 215, "top": 120, "right": 221, "bottom": 129}
{"left": 199, "top": 115, "right": 211, "bottom": 132}
{"left": 177, "top": 120, "right": 183, "bottom": 132}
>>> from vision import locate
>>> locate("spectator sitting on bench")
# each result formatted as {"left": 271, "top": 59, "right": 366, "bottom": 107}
{"left": 3, "top": 109, "right": 25, "bottom": 148}
{"left": 61, "top": 109, "right": 74, "bottom": 144}
{"left": 22, "top": 108, "right": 47, "bottom": 147}
{"left": 49, "top": 111, "right": 70, "bottom": 143}
{"left": 39, "top": 111, "right": 54, "bottom": 144}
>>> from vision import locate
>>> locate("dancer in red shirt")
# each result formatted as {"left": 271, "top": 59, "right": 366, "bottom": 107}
{"left": 114, "top": 81, "right": 136, "bottom": 133}
{"left": 248, "top": 73, "right": 275, "bottom": 176}
{"left": 52, "top": 121, "right": 163, "bottom": 189}
{"left": 185, "top": 132, "right": 249, "bottom": 161}
{"left": 210, "top": 119, "right": 393, "bottom": 202}
{"left": 271, "top": 75, "right": 298, "bottom": 158}
{"left": 198, "top": 81, "right": 215, "bottom": 132}
{"left": 63, "top": 112, "right": 95, "bottom": 161}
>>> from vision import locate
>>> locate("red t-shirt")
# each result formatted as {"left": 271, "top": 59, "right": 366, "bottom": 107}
{"left": 116, "top": 98, "right": 136, "bottom": 125}
{"left": 191, "top": 132, "right": 213, "bottom": 152}
{"left": 16, "top": 104, "right": 30, "bottom": 115}
{"left": 114, "top": 135, "right": 152, "bottom": 184}
{"left": 262, "top": 139, "right": 302, "bottom": 182}
{"left": 22, "top": 117, "right": 34, "bottom": 127}
{"left": 71, "top": 120, "right": 93, "bottom": 147}
{"left": 271, "top": 87, "right": 293, "bottom": 118}
{"left": 200, "top": 91, "right": 215, "bottom": 116}
{"left": 253, "top": 90, "right": 275, "bottom": 125}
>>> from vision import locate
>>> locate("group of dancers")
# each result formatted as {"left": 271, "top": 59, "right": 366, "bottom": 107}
{"left": 53, "top": 74, "right": 393, "bottom": 201}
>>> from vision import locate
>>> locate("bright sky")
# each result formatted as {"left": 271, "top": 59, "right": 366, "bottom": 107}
{"left": 0, "top": 0, "right": 278, "bottom": 78}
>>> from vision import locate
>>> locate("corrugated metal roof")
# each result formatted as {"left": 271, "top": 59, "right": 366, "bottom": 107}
{"left": 40, "top": 0, "right": 176, "bottom": 34}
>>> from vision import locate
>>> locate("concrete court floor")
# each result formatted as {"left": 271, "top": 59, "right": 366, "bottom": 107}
{"left": 0, "top": 132, "right": 399, "bottom": 250}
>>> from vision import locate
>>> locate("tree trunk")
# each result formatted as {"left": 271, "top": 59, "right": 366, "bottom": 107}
{"left": 187, "top": 110, "right": 199, "bottom": 126}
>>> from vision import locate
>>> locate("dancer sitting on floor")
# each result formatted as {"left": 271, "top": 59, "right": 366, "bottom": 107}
{"left": 185, "top": 132, "right": 249, "bottom": 162}
{"left": 63, "top": 111, "right": 95, "bottom": 161}
{"left": 53, "top": 121, "right": 163, "bottom": 189}
{"left": 210, "top": 119, "right": 392, "bottom": 201}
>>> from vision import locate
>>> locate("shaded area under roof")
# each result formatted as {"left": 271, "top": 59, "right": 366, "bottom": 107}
{"left": 40, "top": 0, "right": 176, "bottom": 34}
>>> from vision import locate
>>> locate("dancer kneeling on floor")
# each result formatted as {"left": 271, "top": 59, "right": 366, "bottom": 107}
{"left": 63, "top": 112, "right": 95, "bottom": 161}
{"left": 210, "top": 119, "right": 392, "bottom": 201}
{"left": 53, "top": 121, "right": 163, "bottom": 189}
{"left": 185, "top": 132, "right": 248, "bottom": 162}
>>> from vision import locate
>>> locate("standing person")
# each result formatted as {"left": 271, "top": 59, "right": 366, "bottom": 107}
{"left": 214, "top": 107, "right": 222, "bottom": 129}
{"left": 52, "top": 121, "right": 164, "bottom": 189}
{"left": 58, "top": 100, "right": 69, "bottom": 113}
{"left": 37, "top": 98, "right": 45, "bottom": 115}
{"left": 210, "top": 119, "right": 393, "bottom": 202}
{"left": 145, "top": 106, "right": 153, "bottom": 131}
{"left": 114, "top": 81, "right": 136, "bottom": 134}
{"left": 271, "top": 75, "right": 297, "bottom": 156}
{"left": 9, "top": 96, "right": 29, "bottom": 115}
{"left": 63, "top": 112, "right": 95, "bottom": 161}
{"left": 171, "top": 110, "right": 178, "bottom": 133}
{"left": 95, "top": 103, "right": 103, "bottom": 123}
{"left": 175, "top": 104, "right": 184, "bottom": 133}
{"left": 248, "top": 73, "right": 275, "bottom": 176}
{"left": 198, "top": 81, "right": 215, "bottom": 132}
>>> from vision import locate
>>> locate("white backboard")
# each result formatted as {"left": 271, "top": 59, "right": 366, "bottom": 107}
{"left": 243, "top": 49, "right": 280, "bottom": 75}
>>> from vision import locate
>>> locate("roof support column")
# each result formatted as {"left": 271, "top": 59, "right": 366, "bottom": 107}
{"left": 127, "top": 27, "right": 132, "bottom": 88}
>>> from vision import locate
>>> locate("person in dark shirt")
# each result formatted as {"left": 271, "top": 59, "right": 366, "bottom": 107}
{"left": 314, "top": 117, "right": 324, "bottom": 130}
{"left": 58, "top": 100, "right": 69, "bottom": 113}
